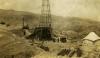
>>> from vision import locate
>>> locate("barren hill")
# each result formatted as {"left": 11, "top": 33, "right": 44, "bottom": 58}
{"left": 0, "top": 9, "right": 100, "bottom": 38}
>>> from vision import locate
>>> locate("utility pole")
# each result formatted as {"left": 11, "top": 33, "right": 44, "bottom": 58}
{"left": 22, "top": 17, "right": 26, "bottom": 36}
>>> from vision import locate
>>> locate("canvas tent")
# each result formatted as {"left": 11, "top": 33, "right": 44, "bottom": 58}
{"left": 81, "top": 32, "right": 100, "bottom": 52}
{"left": 83, "top": 32, "right": 100, "bottom": 42}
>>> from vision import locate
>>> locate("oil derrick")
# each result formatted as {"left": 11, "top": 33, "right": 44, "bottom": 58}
{"left": 30, "top": 0, "right": 52, "bottom": 41}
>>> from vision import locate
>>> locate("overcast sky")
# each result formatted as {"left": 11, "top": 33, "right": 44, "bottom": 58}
{"left": 0, "top": 0, "right": 100, "bottom": 21}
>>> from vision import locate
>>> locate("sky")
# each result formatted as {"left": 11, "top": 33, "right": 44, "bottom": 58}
{"left": 0, "top": 0, "right": 100, "bottom": 21}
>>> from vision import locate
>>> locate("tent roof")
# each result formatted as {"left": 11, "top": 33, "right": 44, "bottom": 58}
{"left": 83, "top": 32, "right": 100, "bottom": 41}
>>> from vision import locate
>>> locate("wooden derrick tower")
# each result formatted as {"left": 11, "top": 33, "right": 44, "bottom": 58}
{"left": 29, "top": 0, "right": 52, "bottom": 41}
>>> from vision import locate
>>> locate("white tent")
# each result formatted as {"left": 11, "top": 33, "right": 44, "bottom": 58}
{"left": 83, "top": 32, "right": 100, "bottom": 42}
{"left": 81, "top": 32, "right": 100, "bottom": 52}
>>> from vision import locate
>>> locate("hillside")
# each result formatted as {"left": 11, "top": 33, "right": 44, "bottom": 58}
{"left": 0, "top": 9, "right": 100, "bottom": 58}
{"left": 0, "top": 9, "right": 39, "bottom": 29}
{"left": 0, "top": 9, "right": 100, "bottom": 38}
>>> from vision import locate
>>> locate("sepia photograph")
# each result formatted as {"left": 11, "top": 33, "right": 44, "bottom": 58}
{"left": 0, "top": 0, "right": 100, "bottom": 58}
